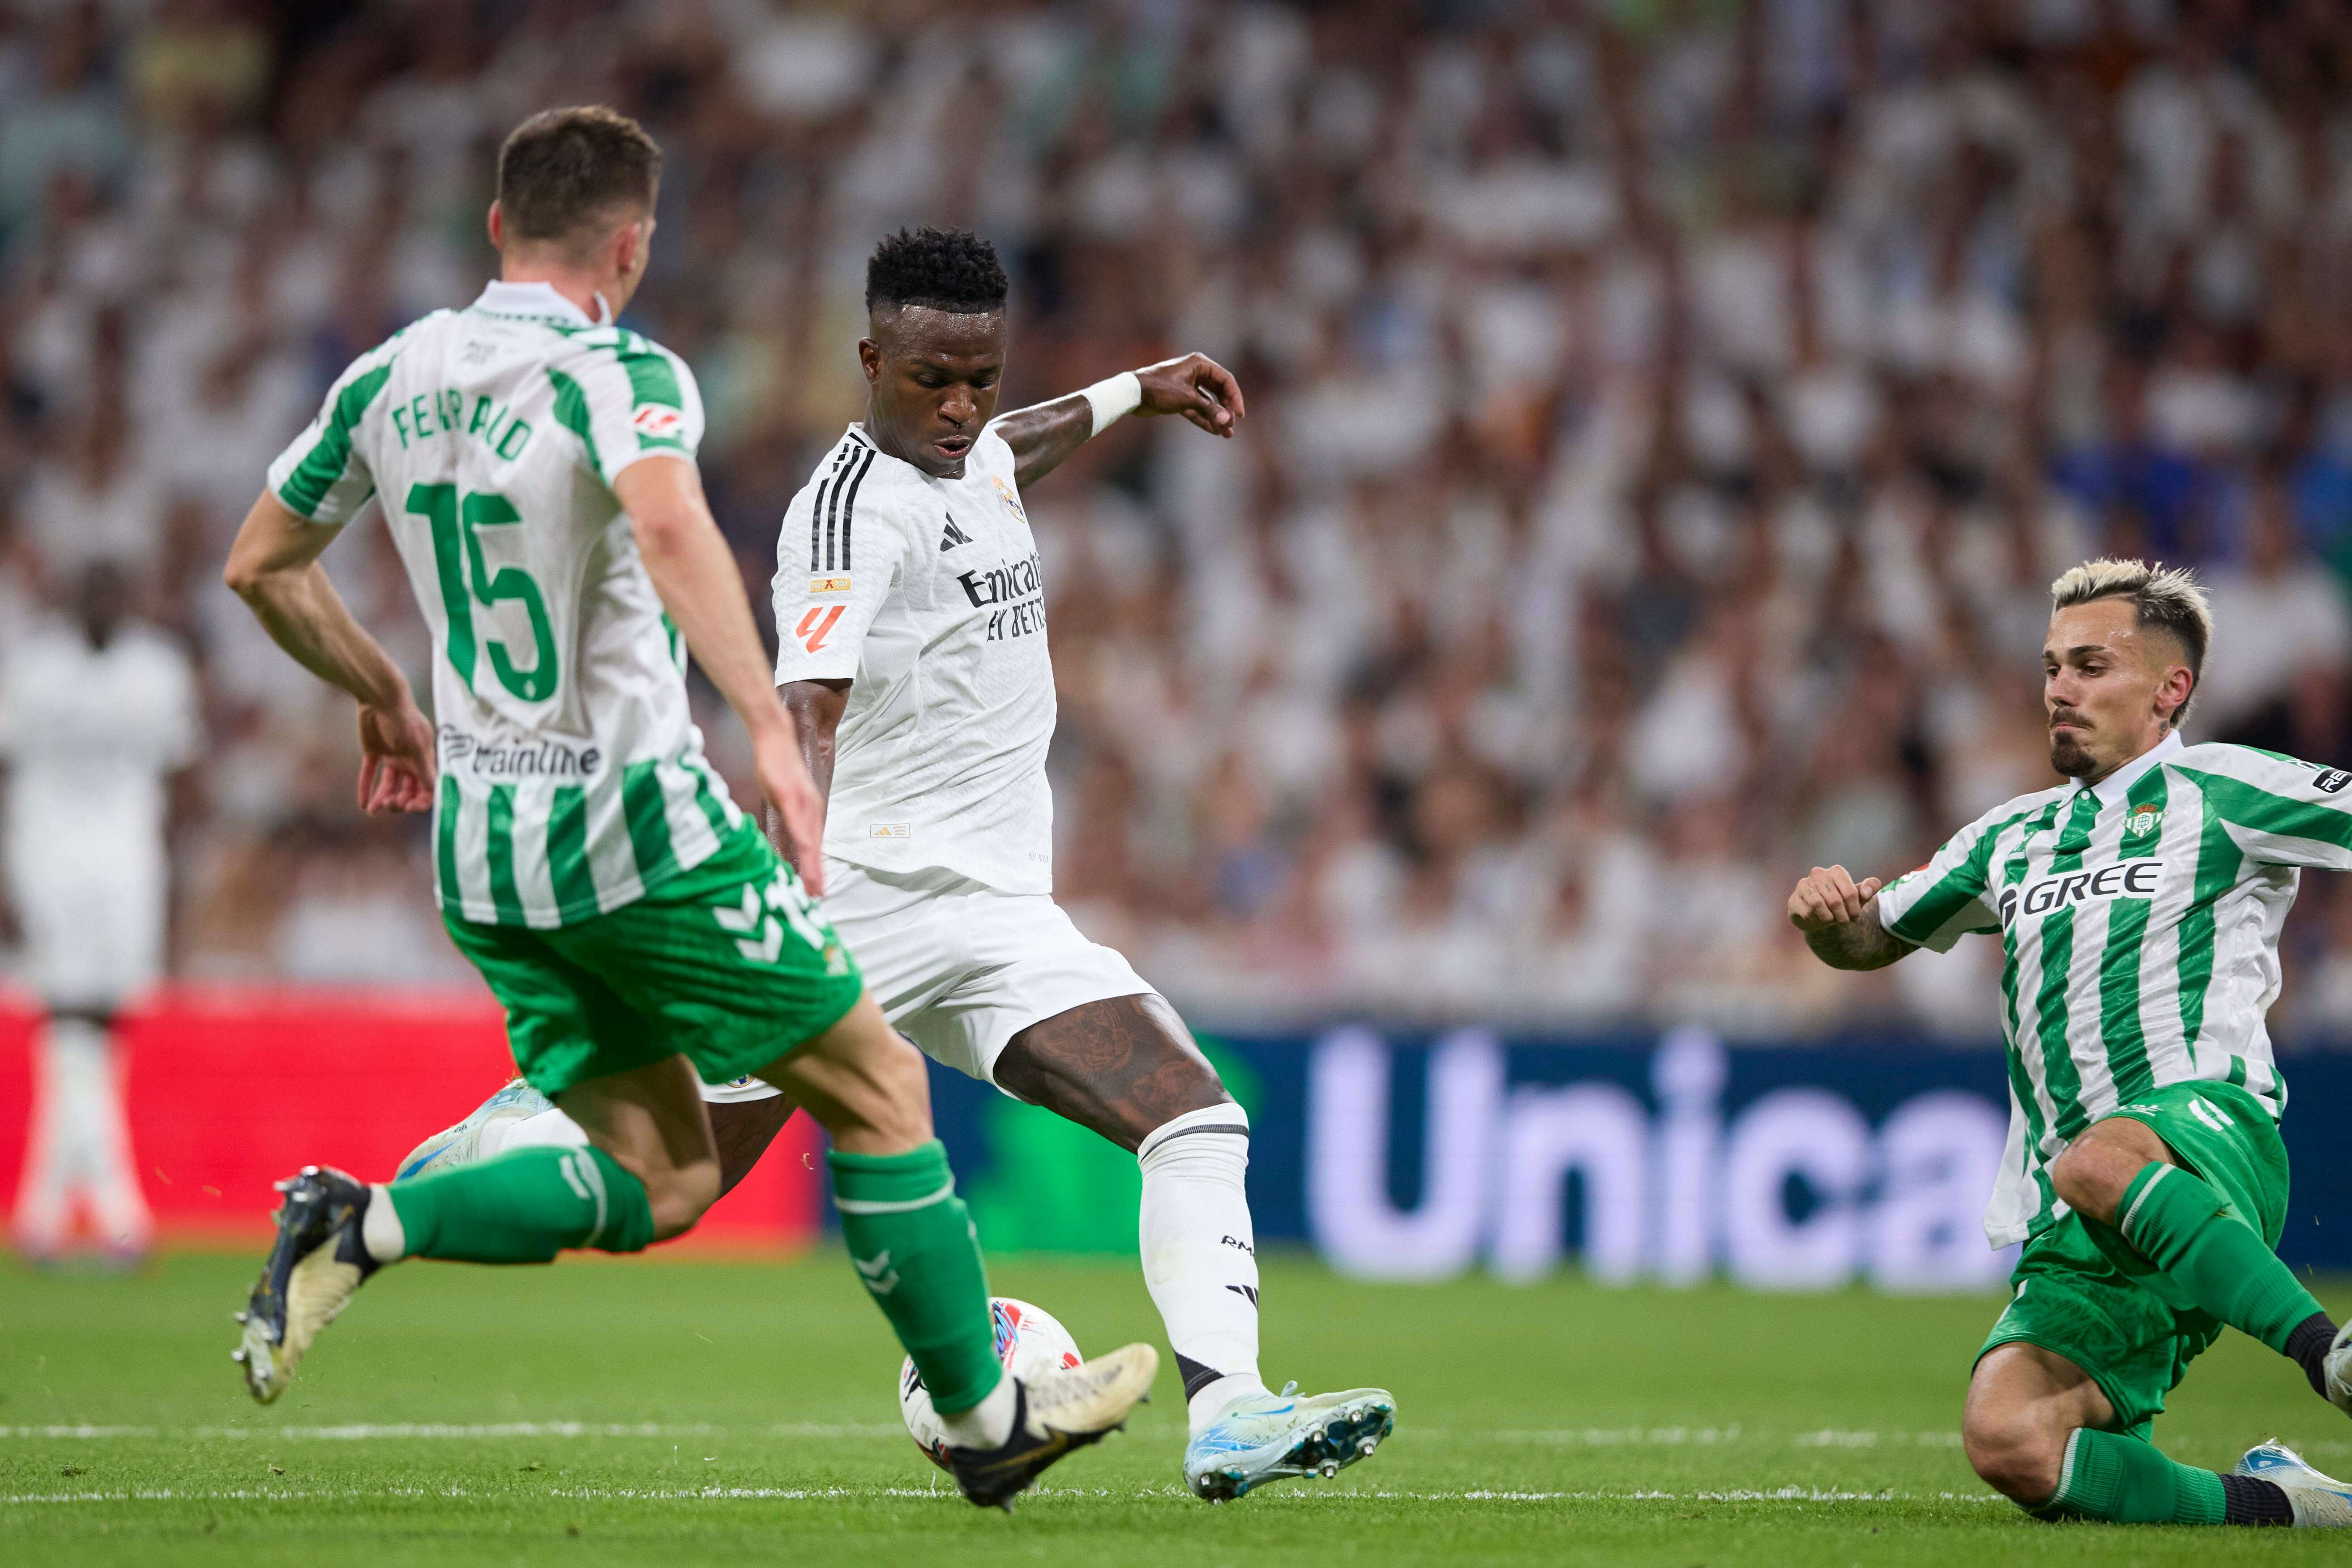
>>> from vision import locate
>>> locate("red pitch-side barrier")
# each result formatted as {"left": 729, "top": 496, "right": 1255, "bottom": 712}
{"left": 0, "top": 988, "right": 823, "bottom": 1252}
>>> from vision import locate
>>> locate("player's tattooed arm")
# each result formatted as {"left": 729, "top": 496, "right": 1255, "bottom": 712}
{"left": 1787, "top": 865, "right": 1915, "bottom": 971}
{"left": 993, "top": 354, "right": 1247, "bottom": 490}
{"left": 992, "top": 394, "right": 1094, "bottom": 491}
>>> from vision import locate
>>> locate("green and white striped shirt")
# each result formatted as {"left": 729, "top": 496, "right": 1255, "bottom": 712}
{"left": 1875, "top": 731, "right": 2352, "bottom": 1246}
{"left": 265, "top": 280, "right": 742, "bottom": 928}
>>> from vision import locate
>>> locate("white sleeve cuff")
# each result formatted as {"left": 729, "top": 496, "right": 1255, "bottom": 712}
{"left": 1083, "top": 371, "right": 1142, "bottom": 437}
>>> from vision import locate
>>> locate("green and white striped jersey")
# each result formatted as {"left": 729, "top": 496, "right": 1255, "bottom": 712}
{"left": 265, "top": 279, "right": 742, "bottom": 929}
{"left": 1874, "top": 730, "right": 2352, "bottom": 1246}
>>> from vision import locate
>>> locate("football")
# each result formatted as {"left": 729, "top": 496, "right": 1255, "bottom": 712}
{"left": 898, "top": 1296, "right": 1084, "bottom": 1467}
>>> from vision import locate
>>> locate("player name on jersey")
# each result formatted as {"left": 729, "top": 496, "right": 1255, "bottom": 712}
{"left": 265, "top": 279, "right": 741, "bottom": 929}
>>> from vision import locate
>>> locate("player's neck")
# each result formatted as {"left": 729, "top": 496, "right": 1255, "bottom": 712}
{"left": 496, "top": 262, "right": 616, "bottom": 325}
{"left": 859, "top": 404, "right": 923, "bottom": 471}
{"left": 2074, "top": 727, "right": 2175, "bottom": 790}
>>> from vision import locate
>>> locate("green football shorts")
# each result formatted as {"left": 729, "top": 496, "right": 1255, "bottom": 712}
{"left": 444, "top": 827, "right": 864, "bottom": 1098}
{"left": 1975, "top": 1078, "right": 2289, "bottom": 1437}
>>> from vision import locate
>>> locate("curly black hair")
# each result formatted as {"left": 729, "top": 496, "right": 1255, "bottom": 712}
{"left": 864, "top": 226, "right": 1008, "bottom": 315}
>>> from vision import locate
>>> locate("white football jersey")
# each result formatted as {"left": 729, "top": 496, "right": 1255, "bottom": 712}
{"left": 771, "top": 424, "right": 1055, "bottom": 894}
{"left": 0, "top": 618, "right": 199, "bottom": 880}
{"left": 264, "top": 280, "right": 742, "bottom": 929}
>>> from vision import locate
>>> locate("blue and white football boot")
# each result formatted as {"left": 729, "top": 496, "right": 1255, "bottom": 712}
{"left": 396, "top": 1080, "right": 555, "bottom": 1179}
{"left": 1182, "top": 1380, "right": 1395, "bottom": 1502}
{"left": 2235, "top": 1441, "right": 2352, "bottom": 1526}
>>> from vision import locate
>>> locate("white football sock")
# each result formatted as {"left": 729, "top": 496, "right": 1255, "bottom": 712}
{"left": 935, "top": 1367, "right": 1018, "bottom": 1448}
{"left": 12, "top": 1015, "right": 150, "bottom": 1256}
{"left": 1138, "top": 1103, "right": 1268, "bottom": 1434}
{"left": 362, "top": 1184, "right": 407, "bottom": 1263}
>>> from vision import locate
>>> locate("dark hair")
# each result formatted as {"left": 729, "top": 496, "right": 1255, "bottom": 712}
{"left": 496, "top": 107, "right": 662, "bottom": 249}
{"left": 865, "top": 226, "right": 1008, "bottom": 315}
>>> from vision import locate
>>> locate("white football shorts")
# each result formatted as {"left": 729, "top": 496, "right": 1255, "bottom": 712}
{"left": 5, "top": 833, "right": 165, "bottom": 1013}
{"left": 700, "top": 858, "right": 1153, "bottom": 1103}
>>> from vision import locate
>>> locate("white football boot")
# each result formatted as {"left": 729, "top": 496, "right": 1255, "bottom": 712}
{"left": 234, "top": 1166, "right": 380, "bottom": 1403}
{"left": 396, "top": 1079, "right": 554, "bottom": 1179}
{"left": 2235, "top": 1442, "right": 2352, "bottom": 1527}
{"left": 2323, "top": 1320, "right": 2352, "bottom": 1416}
{"left": 1182, "top": 1381, "right": 1395, "bottom": 1502}
{"left": 943, "top": 1343, "right": 1160, "bottom": 1510}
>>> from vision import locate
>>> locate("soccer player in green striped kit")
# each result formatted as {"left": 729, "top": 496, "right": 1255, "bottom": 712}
{"left": 219, "top": 106, "right": 1152, "bottom": 1508}
{"left": 1791, "top": 559, "right": 2352, "bottom": 1528}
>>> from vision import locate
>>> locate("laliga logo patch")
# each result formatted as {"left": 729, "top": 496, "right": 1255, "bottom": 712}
{"left": 632, "top": 404, "right": 683, "bottom": 439}
{"left": 2126, "top": 804, "right": 2164, "bottom": 837}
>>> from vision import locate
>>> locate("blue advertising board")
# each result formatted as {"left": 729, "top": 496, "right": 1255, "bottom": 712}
{"left": 924, "top": 1028, "right": 2352, "bottom": 1285}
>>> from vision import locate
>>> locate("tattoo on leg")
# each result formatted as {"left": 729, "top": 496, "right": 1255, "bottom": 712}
{"left": 995, "top": 994, "right": 1229, "bottom": 1151}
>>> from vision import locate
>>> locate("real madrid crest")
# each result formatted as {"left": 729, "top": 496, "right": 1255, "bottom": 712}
{"left": 990, "top": 474, "right": 1026, "bottom": 521}
{"left": 2126, "top": 803, "right": 2164, "bottom": 837}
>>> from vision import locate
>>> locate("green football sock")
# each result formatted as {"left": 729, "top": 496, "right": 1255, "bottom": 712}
{"left": 829, "top": 1141, "right": 1001, "bottom": 1415}
{"left": 2118, "top": 1162, "right": 2326, "bottom": 1355}
{"left": 386, "top": 1145, "right": 654, "bottom": 1263}
{"left": 2042, "top": 1428, "right": 2224, "bottom": 1525}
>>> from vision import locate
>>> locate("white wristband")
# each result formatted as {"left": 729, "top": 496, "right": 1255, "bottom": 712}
{"left": 1082, "top": 371, "right": 1142, "bottom": 437}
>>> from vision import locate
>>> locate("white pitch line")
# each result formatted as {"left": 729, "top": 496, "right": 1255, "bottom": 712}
{"left": 2, "top": 1484, "right": 2013, "bottom": 1507}
{"left": 0, "top": 1422, "right": 902, "bottom": 1442}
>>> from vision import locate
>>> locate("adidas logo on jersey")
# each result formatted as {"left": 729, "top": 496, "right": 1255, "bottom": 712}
{"left": 940, "top": 514, "right": 972, "bottom": 551}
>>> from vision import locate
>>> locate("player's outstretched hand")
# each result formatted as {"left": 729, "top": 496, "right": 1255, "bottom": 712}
{"left": 1788, "top": 864, "right": 1883, "bottom": 933}
{"left": 356, "top": 701, "right": 436, "bottom": 815}
{"left": 1135, "top": 353, "right": 1245, "bottom": 437}
{"left": 756, "top": 731, "right": 828, "bottom": 897}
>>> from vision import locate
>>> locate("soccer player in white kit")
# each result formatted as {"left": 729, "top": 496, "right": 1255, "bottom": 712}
{"left": 414, "top": 228, "right": 1394, "bottom": 1501}
{"left": 3, "top": 560, "right": 199, "bottom": 1261}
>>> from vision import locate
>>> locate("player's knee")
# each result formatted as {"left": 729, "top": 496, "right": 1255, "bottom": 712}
{"left": 1963, "top": 1411, "right": 2064, "bottom": 1507}
{"left": 862, "top": 1029, "right": 935, "bottom": 1146}
{"left": 822, "top": 1026, "right": 934, "bottom": 1154}
{"left": 642, "top": 1158, "right": 722, "bottom": 1242}
{"left": 2047, "top": 1144, "right": 2130, "bottom": 1226}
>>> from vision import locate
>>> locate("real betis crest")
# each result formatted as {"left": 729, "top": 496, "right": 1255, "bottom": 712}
{"left": 2126, "top": 803, "right": 2164, "bottom": 837}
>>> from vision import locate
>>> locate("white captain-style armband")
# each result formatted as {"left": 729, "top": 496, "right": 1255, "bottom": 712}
{"left": 1083, "top": 371, "right": 1142, "bottom": 436}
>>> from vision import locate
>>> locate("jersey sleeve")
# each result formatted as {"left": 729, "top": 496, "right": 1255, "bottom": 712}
{"left": 1872, "top": 805, "right": 2014, "bottom": 952}
{"left": 773, "top": 459, "right": 908, "bottom": 684}
{"left": 2176, "top": 745, "right": 2352, "bottom": 870}
{"left": 266, "top": 348, "right": 398, "bottom": 525}
{"left": 550, "top": 333, "right": 705, "bottom": 489}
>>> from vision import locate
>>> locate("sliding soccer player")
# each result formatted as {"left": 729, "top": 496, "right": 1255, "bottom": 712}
{"left": 222, "top": 107, "right": 1150, "bottom": 1509}
{"left": 1790, "top": 559, "right": 2352, "bottom": 1528}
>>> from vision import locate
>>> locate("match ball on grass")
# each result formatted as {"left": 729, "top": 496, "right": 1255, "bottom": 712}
{"left": 899, "top": 1297, "right": 1082, "bottom": 1467}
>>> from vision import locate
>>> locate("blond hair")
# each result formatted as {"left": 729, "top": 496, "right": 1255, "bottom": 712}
{"left": 2049, "top": 558, "right": 2212, "bottom": 728}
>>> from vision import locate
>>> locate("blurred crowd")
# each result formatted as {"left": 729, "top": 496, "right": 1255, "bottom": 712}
{"left": 5, "top": 0, "right": 2352, "bottom": 1038}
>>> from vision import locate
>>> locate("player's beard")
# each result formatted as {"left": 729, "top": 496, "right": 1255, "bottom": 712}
{"left": 2048, "top": 722, "right": 2095, "bottom": 778}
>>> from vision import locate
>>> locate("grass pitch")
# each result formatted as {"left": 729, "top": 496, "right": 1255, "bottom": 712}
{"left": 1, "top": 1251, "right": 2346, "bottom": 1565}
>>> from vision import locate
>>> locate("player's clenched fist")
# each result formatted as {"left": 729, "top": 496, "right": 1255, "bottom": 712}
{"left": 1788, "top": 865, "right": 1883, "bottom": 932}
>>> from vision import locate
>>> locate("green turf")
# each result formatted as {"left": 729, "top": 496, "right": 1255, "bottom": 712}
{"left": 1, "top": 1251, "right": 2345, "bottom": 1564}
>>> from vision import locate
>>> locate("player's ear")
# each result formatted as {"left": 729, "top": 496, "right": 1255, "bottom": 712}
{"left": 486, "top": 200, "right": 505, "bottom": 251}
{"left": 858, "top": 337, "right": 882, "bottom": 384}
{"left": 2162, "top": 663, "right": 2194, "bottom": 726}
